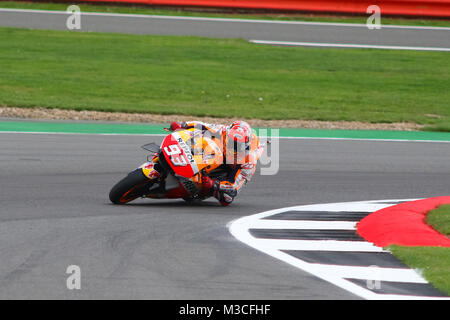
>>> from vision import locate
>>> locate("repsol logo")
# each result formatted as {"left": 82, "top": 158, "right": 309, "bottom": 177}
{"left": 177, "top": 137, "right": 195, "bottom": 164}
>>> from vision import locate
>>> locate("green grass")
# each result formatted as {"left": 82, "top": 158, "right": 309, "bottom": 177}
{"left": 389, "top": 245, "right": 450, "bottom": 295}
{"left": 427, "top": 205, "right": 450, "bottom": 235}
{"left": 389, "top": 205, "right": 450, "bottom": 296}
{"left": 2, "top": 0, "right": 450, "bottom": 27}
{"left": 0, "top": 27, "right": 449, "bottom": 129}
{"left": 423, "top": 122, "right": 450, "bottom": 133}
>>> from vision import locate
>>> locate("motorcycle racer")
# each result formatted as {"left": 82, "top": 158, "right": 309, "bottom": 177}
{"left": 169, "top": 120, "right": 263, "bottom": 206}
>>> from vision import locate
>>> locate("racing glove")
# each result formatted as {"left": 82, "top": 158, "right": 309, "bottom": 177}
{"left": 213, "top": 181, "right": 237, "bottom": 206}
{"left": 169, "top": 121, "right": 186, "bottom": 132}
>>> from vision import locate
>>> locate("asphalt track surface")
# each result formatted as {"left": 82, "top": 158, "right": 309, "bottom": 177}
{"left": 0, "top": 8, "right": 450, "bottom": 50}
{"left": 0, "top": 9, "right": 449, "bottom": 300}
{"left": 1, "top": 132, "right": 449, "bottom": 299}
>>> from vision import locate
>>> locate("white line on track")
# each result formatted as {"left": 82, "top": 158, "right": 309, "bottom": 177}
{"left": 250, "top": 238, "right": 385, "bottom": 252}
{"left": 248, "top": 219, "right": 357, "bottom": 230}
{"left": 228, "top": 199, "right": 450, "bottom": 300}
{"left": 1, "top": 8, "right": 450, "bottom": 31}
{"left": 261, "top": 135, "right": 450, "bottom": 143}
{"left": 249, "top": 39, "right": 450, "bottom": 52}
{"left": 0, "top": 130, "right": 165, "bottom": 137}
{"left": 312, "top": 265, "right": 428, "bottom": 283}
{"left": 2, "top": 131, "right": 450, "bottom": 143}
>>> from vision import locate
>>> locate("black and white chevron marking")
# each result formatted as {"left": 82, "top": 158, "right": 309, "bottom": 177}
{"left": 228, "top": 199, "right": 449, "bottom": 300}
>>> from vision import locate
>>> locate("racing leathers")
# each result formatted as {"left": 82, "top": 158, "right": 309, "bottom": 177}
{"left": 170, "top": 121, "right": 263, "bottom": 206}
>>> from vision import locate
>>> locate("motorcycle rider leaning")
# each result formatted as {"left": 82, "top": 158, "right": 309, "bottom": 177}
{"left": 169, "top": 120, "right": 263, "bottom": 206}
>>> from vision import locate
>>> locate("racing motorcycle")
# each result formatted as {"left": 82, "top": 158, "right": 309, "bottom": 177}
{"left": 109, "top": 127, "right": 238, "bottom": 204}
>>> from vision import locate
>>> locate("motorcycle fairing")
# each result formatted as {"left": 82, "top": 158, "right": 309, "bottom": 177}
{"left": 161, "top": 129, "right": 224, "bottom": 179}
{"left": 161, "top": 130, "right": 199, "bottom": 178}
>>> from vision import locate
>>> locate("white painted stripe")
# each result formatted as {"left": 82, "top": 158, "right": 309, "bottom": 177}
{"left": 249, "top": 40, "right": 450, "bottom": 52}
{"left": 251, "top": 247, "right": 376, "bottom": 299}
{"left": 228, "top": 199, "right": 450, "bottom": 299}
{"left": 0, "top": 130, "right": 166, "bottom": 137}
{"left": 259, "top": 201, "right": 398, "bottom": 214}
{"left": 2, "top": 131, "right": 449, "bottom": 143}
{"left": 370, "top": 294, "right": 450, "bottom": 300}
{"left": 312, "top": 264, "right": 428, "bottom": 283}
{"left": 259, "top": 248, "right": 447, "bottom": 300}
{"left": 260, "top": 135, "right": 450, "bottom": 143}
{"left": 1, "top": 8, "right": 450, "bottom": 31}
{"left": 248, "top": 220, "right": 356, "bottom": 230}
{"left": 248, "top": 239, "right": 385, "bottom": 252}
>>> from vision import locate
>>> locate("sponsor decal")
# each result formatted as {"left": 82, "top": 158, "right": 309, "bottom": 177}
{"left": 180, "top": 178, "right": 199, "bottom": 196}
{"left": 177, "top": 137, "right": 195, "bottom": 167}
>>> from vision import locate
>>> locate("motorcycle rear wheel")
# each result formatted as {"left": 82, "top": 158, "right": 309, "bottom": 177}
{"left": 109, "top": 169, "right": 153, "bottom": 204}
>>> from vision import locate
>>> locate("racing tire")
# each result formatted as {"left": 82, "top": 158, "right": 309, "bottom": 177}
{"left": 109, "top": 169, "right": 153, "bottom": 204}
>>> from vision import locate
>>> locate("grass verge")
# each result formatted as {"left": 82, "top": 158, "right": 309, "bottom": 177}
{"left": 427, "top": 204, "right": 450, "bottom": 235}
{"left": 2, "top": 0, "right": 450, "bottom": 27}
{"left": 0, "top": 27, "right": 449, "bottom": 130}
{"left": 389, "top": 205, "right": 450, "bottom": 296}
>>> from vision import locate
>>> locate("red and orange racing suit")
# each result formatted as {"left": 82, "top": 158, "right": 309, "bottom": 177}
{"left": 177, "top": 121, "right": 263, "bottom": 206}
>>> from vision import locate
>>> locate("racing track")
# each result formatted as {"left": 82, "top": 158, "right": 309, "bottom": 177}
{"left": 0, "top": 8, "right": 449, "bottom": 299}
{"left": 0, "top": 131, "right": 449, "bottom": 299}
{"left": 0, "top": 8, "right": 449, "bottom": 50}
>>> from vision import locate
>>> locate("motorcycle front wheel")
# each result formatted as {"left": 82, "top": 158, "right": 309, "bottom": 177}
{"left": 109, "top": 169, "right": 153, "bottom": 204}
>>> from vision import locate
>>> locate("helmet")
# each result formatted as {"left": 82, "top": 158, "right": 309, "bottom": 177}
{"left": 225, "top": 121, "right": 252, "bottom": 164}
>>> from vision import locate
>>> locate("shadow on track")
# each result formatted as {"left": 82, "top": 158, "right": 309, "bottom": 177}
{"left": 107, "top": 199, "right": 221, "bottom": 208}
